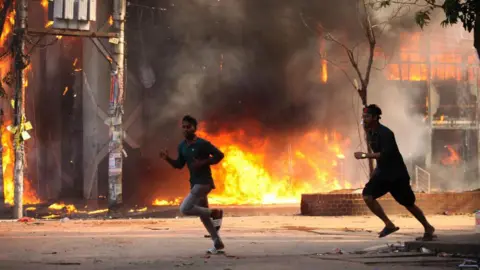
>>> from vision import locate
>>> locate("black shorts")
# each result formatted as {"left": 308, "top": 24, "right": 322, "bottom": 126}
{"left": 362, "top": 175, "right": 416, "bottom": 207}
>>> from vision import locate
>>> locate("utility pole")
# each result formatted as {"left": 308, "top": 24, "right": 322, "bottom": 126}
{"left": 108, "top": 0, "right": 126, "bottom": 211}
{"left": 13, "top": 0, "right": 27, "bottom": 219}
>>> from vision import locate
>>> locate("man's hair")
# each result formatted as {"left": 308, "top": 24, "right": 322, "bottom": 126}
{"left": 365, "top": 104, "right": 382, "bottom": 119}
{"left": 182, "top": 115, "right": 198, "bottom": 128}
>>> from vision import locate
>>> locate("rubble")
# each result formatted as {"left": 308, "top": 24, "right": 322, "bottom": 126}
{"left": 458, "top": 259, "right": 479, "bottom": 269}
{"left": 361, "top": 242, "right": 406, "bottom": 254}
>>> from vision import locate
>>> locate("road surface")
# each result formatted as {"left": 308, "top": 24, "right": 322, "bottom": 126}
{"left": 0, "top": 214, "right": 475, "bottom": 269}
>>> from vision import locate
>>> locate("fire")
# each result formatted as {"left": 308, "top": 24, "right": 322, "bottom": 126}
{"left": 154, "top": 127, "right": 351, "bottom": 206}
{"left": 321, "top": 59, "right": 328, "bottom": 83}
{"left": 72, "top": 58, "right": 82, "bottom": 72}
{"left": 128, "top": 207, "right": 147, "bottom": 213}
{"left": 153, "top": 198, "right": 181, "bottom": 206}
{"left": 40, "top": 0, "right": 49, "bottom": 9}
{"left": 108, "top": 15, "right": 113, "bottom": 26}
{"left": 0, "top": 9, "right": 15, "bottom": 47}
{"left": 318, "top": 36, "right": 328, "bottom": 83}
{"left": 441, "top": 145, "right": 460, "bottom": 166}
{"left": 48, "top": 203, "right": 77, "bottom": 214}
{"left": 0, "top": 6, "right": 39, "bottom": 205}
{"left": 1, "top": 124, "right": 39, "bottom": 204}
{"left": 87, "top": 209, "right": 108, "bottom": 215}
{"left": 44, "top": 21, "right": 53, "bottom": 28}
{"left": 385, "top": 32, "right": 477, "bottom": 82}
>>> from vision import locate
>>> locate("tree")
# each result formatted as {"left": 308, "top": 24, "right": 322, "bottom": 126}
{"left": 300, "top": 0, "right": 410, "bottom": 176}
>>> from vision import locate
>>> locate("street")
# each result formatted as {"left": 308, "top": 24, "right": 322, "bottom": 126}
{"left": 0, "top": 214, "right": 475, "bottom": 269}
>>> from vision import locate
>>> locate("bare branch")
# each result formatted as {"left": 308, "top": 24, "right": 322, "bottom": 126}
{"left": 299, "top": 12, "right": 319, "bottom": 36}
{"left": 316, "top": 51, "right": 358, "bottom": 91}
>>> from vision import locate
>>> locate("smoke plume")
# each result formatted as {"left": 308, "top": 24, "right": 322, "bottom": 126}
{"left": 127, "top": 0, "right": 478, "bottom": 198}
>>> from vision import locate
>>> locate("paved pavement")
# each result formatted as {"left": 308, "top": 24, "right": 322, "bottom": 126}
{"left": 0, "top": 215, "right": 476, "bottom": 269}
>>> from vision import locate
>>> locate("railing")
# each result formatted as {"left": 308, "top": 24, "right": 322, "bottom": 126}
{"left": 415, "top": 165, "right": 431, "bottom": 194}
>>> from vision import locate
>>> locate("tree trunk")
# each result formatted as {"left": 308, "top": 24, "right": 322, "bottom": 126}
{"left": 360, "top": 87, "right": 374, "bottom": 177}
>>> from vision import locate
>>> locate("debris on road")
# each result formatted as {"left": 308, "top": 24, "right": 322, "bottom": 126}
{"left": 360, "top": 242, "right": 406, "bottom": 254}
{"left": 458, "top": 259, "right": 479, "bottom": 269}
{"left": 332, "top": 248, "right": 344, "bottom": 254}
{"left": 420, "top": 247, "right": 434, "bottom": 254}
{"left": 316, "top": 248, "right": 345, "bottom": 255}
{"left": 17, "top": 217, "right": 34, "bottom": 222}
{"left": 174, "top": 261, "right": 194, "bottom": 267}
{"left": 436, "top": 252, "right": 452, "bottom": 257}
{"left": 60, "top": 217, "right": 70, "bottom": 222}
{"left": 144, "top": 227, "right": 169, "bottom": 231}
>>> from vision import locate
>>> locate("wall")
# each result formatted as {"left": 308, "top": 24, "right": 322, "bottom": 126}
{"left": 301, "top": 191, "right": 480, "bottom": 216}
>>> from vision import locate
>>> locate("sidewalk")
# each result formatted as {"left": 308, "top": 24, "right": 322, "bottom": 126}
{"left": 405, "top": 233, "right": 480, "bottom": 256}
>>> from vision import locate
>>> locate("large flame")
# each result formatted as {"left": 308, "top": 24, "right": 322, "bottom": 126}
{"left": 154, "top": 127, "right": 351, "bottom": 205}
{"left": 0, "top": 7, "right": 14, "bottom": 47}
{"left": 385, "top": 32, "right": 478, "bottom": 82}
{"left": 0, "top": 6, "right": 39, "bottom": 205}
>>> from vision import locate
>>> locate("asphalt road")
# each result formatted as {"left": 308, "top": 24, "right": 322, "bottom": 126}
{"left": 0, "top": 215, "right": 475, "bottom": 269}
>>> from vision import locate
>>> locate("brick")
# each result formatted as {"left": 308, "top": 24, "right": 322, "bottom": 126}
{"left": 301, "top": 191, "right": 480, "bottom": 216}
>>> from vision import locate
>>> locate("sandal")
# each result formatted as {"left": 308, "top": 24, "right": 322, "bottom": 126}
{"left": 378, "top": 226, "right": 400, "bottom": 238}
{"left": 415, "top": 232, "right": 438, "bottom": 241}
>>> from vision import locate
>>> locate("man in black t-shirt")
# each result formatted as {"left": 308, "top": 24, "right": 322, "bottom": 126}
{"left": 354, "top": 104, "right": 436, "bottom": 241}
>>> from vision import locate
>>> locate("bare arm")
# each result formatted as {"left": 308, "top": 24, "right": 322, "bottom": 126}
{"left": 206, "top": 142, "right": 224, "bottom": 165}
{"left": 165, "top": 145, "right": 186, "bottom": 169}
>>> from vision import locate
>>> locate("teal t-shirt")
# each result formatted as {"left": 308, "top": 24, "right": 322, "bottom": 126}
{"left": 171, "top": 138, "right": 224, "bottom": 189}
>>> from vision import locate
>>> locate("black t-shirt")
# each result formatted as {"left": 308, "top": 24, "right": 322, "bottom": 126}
{"left": 366, "top": 124, "right": 410, "bottom": 181}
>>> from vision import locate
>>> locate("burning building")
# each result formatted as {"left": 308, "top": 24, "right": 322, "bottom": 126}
{"left": 0, "top": 0, "right": 478, "bottom": 215}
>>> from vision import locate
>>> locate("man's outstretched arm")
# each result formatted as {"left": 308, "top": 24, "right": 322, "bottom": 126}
{"left": 166, "top": 145, "right": 186, "bottom": 169}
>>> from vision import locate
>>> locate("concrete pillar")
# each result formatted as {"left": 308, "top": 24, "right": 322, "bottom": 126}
{"left": 44, "top": 43, "right": 63, "bottom": 200}
{"left": 82, "top": 0, "right": 110, "bottom": 202}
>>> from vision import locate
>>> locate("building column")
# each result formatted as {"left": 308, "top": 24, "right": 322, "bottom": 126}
{"left": 82, "top": 1, "right": 110, "bottom": 202}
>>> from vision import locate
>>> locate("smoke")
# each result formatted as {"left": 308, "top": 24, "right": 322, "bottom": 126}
{"left": 128, "top": 0, "right": 479, "bottom": 195}
{"left": 368, "top": 78, "right": 429, "bottom": 160}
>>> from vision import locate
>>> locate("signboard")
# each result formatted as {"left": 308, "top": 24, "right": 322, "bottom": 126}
{"left": 47, "top": 0, "right": 97, "bottom": 31}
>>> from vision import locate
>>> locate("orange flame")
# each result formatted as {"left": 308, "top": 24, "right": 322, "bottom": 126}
{"left": 321, "top": 59, "right": 328, "bottom": 83}
{"left": 153, "top": 198, "right": 181, "bottom": 206}
{"left": 385, "top": 32, "right": 477, "bottom": 82}
{"left": 40, "top": 0, "right": 49, "bottom": 9}
{"left": 0, "top": 9, "right": 15, "bottom": 48}
{"left": 0, "top": 7, "right": 39, "bottom": 205}
{"left": 108, "top": 16, "right": 113, "bottom": 26}
{"left": 441, "top": 145, "right": 460, "bottom": 166}
{"left": 154, "top": 126, "right": 351, "bottom": 205}
{"left": 48, "top": 203, "right": 77, "bottom": 214}
{"left": 1, "top": 124, "right": 40, "bottom": 205}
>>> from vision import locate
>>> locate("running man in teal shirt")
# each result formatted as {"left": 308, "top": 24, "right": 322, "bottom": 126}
{"left": 160, "top": 115, "right": 225, "bottom": 252}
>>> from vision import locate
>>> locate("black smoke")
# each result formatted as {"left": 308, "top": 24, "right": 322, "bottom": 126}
{"left": 126, "top": 0, "right": 372, "bottom": 139}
